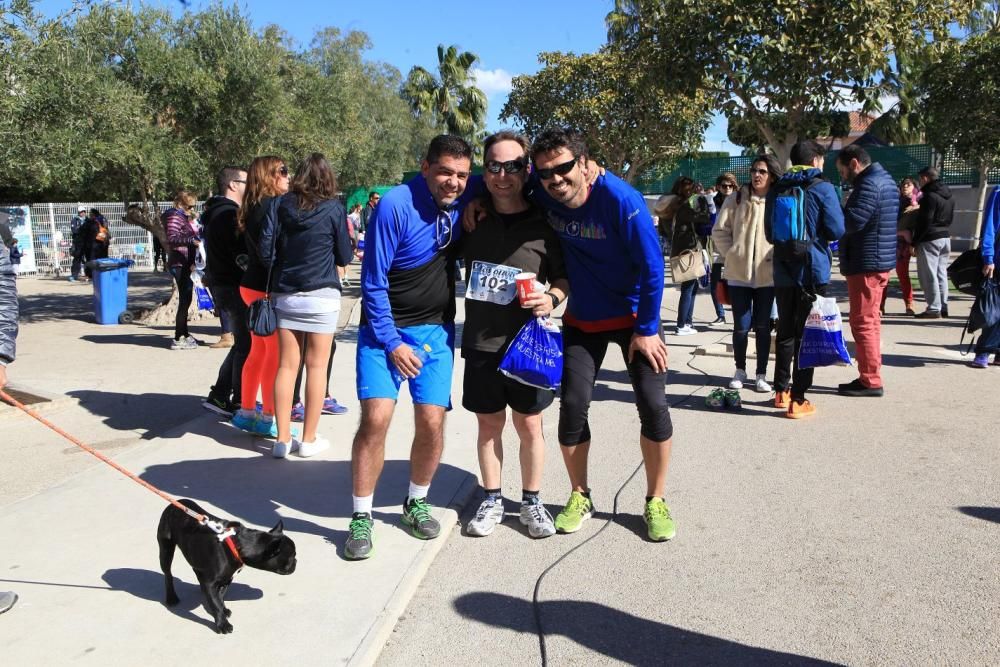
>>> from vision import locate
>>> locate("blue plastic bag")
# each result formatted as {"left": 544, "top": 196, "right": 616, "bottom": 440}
{"left": 195, "top": 284, "right": 215, "bottom": 311}
{"left": 798, "top": 295, "right": 851, "bottom": 368}
{"left": 498, "top": 317, "right": 563, "bottom": 391}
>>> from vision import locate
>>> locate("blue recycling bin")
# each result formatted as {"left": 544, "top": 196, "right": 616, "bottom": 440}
{"left": 90, "top": 258, "right": 131, "bottom": 325}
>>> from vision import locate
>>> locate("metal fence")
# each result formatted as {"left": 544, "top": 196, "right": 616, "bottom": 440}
{"left": 634, "top": 144, "right": 998, "bottom": 194}
{"left": 6, "top": 201, "right": 204, "bottom": 277}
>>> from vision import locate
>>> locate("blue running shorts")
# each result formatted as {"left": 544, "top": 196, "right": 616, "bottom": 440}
{"left": 356, "top": 323, "right": 455, "bottom": 408}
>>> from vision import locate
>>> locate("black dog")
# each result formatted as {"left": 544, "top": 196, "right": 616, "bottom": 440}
{"left": 157, "top": 499, "right": 296, "bottom": 634}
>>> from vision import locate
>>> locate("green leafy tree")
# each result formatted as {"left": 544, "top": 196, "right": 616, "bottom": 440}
{"left": 606, "top": 0, "right": 976, "bottom": 165}
{"left": 501, "top": 47, "right": 711, "bottom": 183}
{"left": 727, "top": 111, "right": 851, "bottom": 153}
{"left": 921, "top": 32, "right": 1000, "bottom": 244}
{"left": 401, "top": 44, "right": 487, "bottom": 151}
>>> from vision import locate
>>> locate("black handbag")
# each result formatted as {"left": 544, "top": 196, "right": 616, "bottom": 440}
{"left": 247, "top": 198, "right": 280, "bottom": 336}
{"left": 948, "top": 248, "right": 983, "bottom": 296}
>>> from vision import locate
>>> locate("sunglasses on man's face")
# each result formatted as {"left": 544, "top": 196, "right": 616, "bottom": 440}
{"left": 485, "top": 158, "right": 526, "bottom": 175}
{"left": 535, "top": 157, "right": 578, "bottom": 180}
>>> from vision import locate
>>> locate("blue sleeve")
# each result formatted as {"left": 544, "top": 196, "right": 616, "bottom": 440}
{"left": 982, "top": 188, "right": 999, "bottom": 265}
{"left": 360, "top": 202, "right": 404, "bottom": 352}
{"left": 814, "top": 184, "right": 845, "bottom": 242}
{"left": 257, "top": 197, "right": 280, "bottom": 268}
{"left": 617, "top": 190, "right": 664, "bottom": 336}
{"left": 842, "top": 180, "right": 877, "bottom": 235}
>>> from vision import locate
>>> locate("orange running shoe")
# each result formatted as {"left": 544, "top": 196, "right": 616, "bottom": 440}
{"left": 774, "top": 390, "right": 791, "bottom": 409}
{"left": 786, "top": 399, "right": 816, "bottom": 419}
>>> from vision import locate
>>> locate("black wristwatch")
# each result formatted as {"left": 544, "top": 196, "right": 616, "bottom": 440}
{"left": 545, "top": 291, "right": 562, "bottom": 308}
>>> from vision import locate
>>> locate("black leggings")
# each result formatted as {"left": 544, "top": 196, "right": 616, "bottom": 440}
{"left": 558, "top": 325, "right": 673, "bottom": 445}
{"left": 170, "top": 265, "right": 193, "bottom": 340}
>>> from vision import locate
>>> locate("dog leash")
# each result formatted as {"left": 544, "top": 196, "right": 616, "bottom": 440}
{"left": 1, "top": 388, "right": 233, "bottom": 540}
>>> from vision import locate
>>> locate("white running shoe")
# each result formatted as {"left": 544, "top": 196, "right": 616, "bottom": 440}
{"left": 675, "top": 325, "right": 697, "bottom": 336}
{"left": 296, "top": 435, "right": 330, "bottom": 458}
{"left": 271, "top": 437, "right": 301, "bottom": 459}
{"left": 729, "top": 369, "right": 747, "bottom": 390}
{"left": 466, "top": 497, "right": 505, "bottom": 537}
{"left": 520, "top": 502, "right": 556, "bottom": 538}
{"left": 754, "top": 374, "right": 772, "bottom": 393}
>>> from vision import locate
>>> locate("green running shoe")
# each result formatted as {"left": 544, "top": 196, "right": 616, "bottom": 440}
{"left": 345, "top": 512, "right": 375, "bottom": 560}
{"left": 401, "top": 496, "right": 441, "bottom": 539}
{"left": 644, "top": 497, "right": 676, "bottom": 542}
{"left": 723, "top": 388, "right": 742, "bottom": 410}
{"left": 705, "top": 388, "right": 726, "bottom": 409}
{"left": 554, "top": 491, "right": 594, "bottom": 534}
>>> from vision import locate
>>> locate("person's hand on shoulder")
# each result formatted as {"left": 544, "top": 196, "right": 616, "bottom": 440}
{"left": 461, "top": 199, "right": 486, "bottom": 233}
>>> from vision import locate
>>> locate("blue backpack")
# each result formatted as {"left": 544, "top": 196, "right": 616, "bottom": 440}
{"left": 770, "top": 176, "right": 822, "bottom": 261}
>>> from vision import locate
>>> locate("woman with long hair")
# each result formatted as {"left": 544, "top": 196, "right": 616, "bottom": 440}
{"left": 163, "top": 190, "right": 200, "bottom": 350}
{"left": 231, "top": 156, "right": 291, "bottom": 437}
{"left": 711, "top": 155, "right": 782, "bottom": 397}
{"left": 259, "top": 153, "right": 352, "bottom": 458}
{"left": 666, "top": 176, "right": 701, "bottom": 335}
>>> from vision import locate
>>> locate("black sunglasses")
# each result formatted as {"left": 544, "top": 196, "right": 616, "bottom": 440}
{"left": 276, "top": 166, "right": 289, "bottom": 176}
{"left": 750, "top": 168, "right": 769, "bottom": 176}
{"left": 485, "top": 159, "right": 526, "bottom": 175}
{"left": 535, "top": 157, "right": 578, "bottom": 180}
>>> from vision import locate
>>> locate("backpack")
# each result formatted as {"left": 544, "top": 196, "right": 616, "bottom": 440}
{"left": 770, "top": 177, "right": 821, "bottom": 261}
{"left": 687, "top": 195, "right": 713, "bottom": 238}
{"left": 94, "top": 220, "right": 110, "bottom": 244}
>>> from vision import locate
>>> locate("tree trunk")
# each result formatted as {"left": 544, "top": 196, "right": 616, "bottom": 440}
{"left": 972, "top": 161, "right": 992, "bottom": 250}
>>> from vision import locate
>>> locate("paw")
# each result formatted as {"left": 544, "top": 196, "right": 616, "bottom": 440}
{"left": 165, "top": 594, "right": 180, "bottom": 607}
{"left": 224, "top": 608, "right": 232, "bottom": 617}
{"left": 215, "top": 619, "right": 234, "bottom": 634}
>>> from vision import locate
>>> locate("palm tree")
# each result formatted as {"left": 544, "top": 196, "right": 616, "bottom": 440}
{"left": 402, "top": 44, "right": 487, "bottom": 148}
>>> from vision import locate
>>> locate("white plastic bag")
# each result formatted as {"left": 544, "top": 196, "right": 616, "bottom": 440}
{"left": 798, "top": 295, "right": 852, "bottom": 368}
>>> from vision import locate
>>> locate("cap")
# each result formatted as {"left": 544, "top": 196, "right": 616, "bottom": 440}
{"left": 78, "top": 206, "right": 87, "bottom": 212}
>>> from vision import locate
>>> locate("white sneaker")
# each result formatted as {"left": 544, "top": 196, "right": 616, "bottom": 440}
{"left": 271, "top": 437, "right": 301, "bottom": 459}
{"left": 754, "top": 374, "right": 772, "bottom": 393}
{"left": 296, "top": 435, "right": 330, "bottom": 458}
{"left": 466, "top": 497, "right": 505, "bottom": 536}
{"left": 520, "top": 501, "right": 556, "bottom": 538}
{"left": 675, "top": 325, "right": 697, "bottom": 336}
{"left": 729, "top": 369, "right": 747, "bottom": 389}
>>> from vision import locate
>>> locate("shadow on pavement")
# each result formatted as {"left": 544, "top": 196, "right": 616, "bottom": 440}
{"left": 67, "top": 389, "right": 205, "bottom": 439}
{"left": 957, "top": 506, "right": 1000, "bottom": 524}
{"left": 453, "top": 592, "right": 842, "bottom": 665}
{"left": 102, "top": 567, "right": 263, "bottom": 633}
{"left": 140, "top": 456, "right": 475, "bottom": 551}
{"left": 81, "top": 333, "right": 177, "bottom": 348}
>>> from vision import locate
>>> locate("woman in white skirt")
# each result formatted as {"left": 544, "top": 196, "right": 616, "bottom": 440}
{"left": 259, "top": 153, "right": 353, "bottom": 458}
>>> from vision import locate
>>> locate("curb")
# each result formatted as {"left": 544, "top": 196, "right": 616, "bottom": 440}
{"left": 347, "top": 472, "right": 479, "bottom": 667}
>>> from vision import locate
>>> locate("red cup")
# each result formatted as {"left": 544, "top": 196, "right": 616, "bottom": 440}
{"left": 515, "top": 272, "right": 537, "bottom": 307}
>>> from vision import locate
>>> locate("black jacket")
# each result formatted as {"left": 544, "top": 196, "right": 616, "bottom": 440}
{"left": 259, "top": 193, "right": 353, "bottom": 294}
{"left": 839, "top": 162, "right": 899, "bottom": 276}
{"left": 913, "top": 180, "right": 954, "bottom": 245}
{"left": 201, "top": 196, "right": 245, "bottom": 287}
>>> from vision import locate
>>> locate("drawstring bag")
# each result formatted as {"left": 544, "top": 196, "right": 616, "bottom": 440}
{"left": 498, "top": 316, "right": 563, "bottom": 391}
{"left": 799, "top": 295, "right": 852, "bottom": 368}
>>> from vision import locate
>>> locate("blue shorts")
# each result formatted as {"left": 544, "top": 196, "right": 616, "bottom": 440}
{"left": 356, "top": 323, "right": 455, "bottom": 408}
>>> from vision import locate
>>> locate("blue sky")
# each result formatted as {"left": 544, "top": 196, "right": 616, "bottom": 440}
{"left": 37, "top": 0, "right": 733, "bottom": 153}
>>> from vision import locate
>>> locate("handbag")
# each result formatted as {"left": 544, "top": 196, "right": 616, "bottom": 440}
{"left": 715, "top": 276, "right": 731, "bottom": 306}
{"left": 670, "top": 248, "right": 707, "bottom": 283}
{"left": 247, "top": 197, "right": 281, "bottom": 337}
{"left": 947, "top": 248, "right": 983, "bottom": 296}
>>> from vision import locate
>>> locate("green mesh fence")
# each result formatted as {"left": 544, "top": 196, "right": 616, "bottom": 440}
{"left": 633, "top": 144, "right": 993, "bottom": 194}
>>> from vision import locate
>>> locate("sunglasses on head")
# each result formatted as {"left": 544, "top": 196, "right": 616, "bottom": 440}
{"left": 535, "top": 157, "right": 578, "bottom": 180}
{"left": 485, "top": 158, "right": 526, "bottom": 175}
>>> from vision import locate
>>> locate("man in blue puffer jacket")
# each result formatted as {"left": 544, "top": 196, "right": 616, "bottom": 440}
{"left": 765, "top": 140, "right": 845, "bottom": 419}
{"left": 835, "top": 145, "right": 899, "bottom": 396}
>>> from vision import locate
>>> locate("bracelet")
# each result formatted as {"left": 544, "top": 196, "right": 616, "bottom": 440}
{"left": 545, "top": 291, "right": 562, "bottom": 308}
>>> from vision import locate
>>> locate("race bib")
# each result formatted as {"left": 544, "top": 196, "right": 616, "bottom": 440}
{"left": 466, "top": 260, "right": 520, "bottom": 305}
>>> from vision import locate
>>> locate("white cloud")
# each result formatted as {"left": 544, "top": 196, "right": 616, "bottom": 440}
{"left": 473, "top": 67, "right": 514, "bottom": 97}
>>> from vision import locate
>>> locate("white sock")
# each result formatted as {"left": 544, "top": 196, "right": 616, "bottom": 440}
{"left": 408, "top": 481, "right": 429, "bottom": 502}
{"left": 353, "top": 494, "right": 373, "bottom": 515}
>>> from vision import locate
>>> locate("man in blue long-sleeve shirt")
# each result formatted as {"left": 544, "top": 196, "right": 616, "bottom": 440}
{"left": 528, "top": 128, "right": 676, "bottom": 543}
{"left": 347, "top": 135, "right": 477, "bottom": 560}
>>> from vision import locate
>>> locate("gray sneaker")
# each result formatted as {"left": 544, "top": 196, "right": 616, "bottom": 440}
{"left": 401, "top": 496, "right": 440, "bottom": 539}
{"left": 466, "top": 497, "right": 505, "bottom": 537}
{"left": 345, "top": 512, "right": 374, "bottom": 560}
{"left": 520, "top": 501, "right": 556, "bottom": 538}
{"left": 0, "top": 591, "right": 17, "bottom": 614}
{"left": 171, "top": 337, "right": 198, "bottom": 350}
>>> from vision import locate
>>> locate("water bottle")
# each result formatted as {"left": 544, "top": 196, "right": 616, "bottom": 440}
{"left": 391, "top": 342, "right": 432, "bottom": 384}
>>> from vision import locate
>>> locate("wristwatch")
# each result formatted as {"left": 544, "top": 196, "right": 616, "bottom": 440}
{"left": 545, "top": 291, "right": 562, "bottom": 309}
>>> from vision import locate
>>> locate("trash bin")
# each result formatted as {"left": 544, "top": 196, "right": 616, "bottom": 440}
{"left": 88, "top": 258, "right": 132, "bottom": 325}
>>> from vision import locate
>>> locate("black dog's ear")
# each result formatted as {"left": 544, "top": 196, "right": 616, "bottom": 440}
{"left": 270, "top": 520, "right": 284, "bottom": 535}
